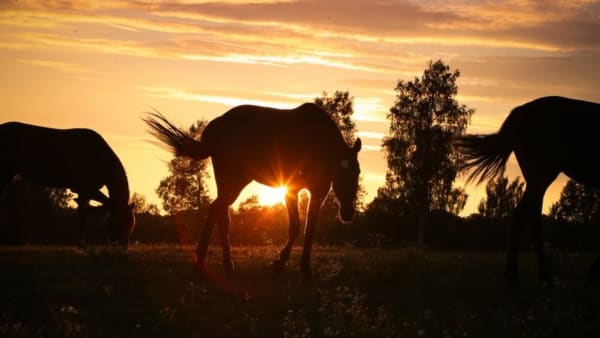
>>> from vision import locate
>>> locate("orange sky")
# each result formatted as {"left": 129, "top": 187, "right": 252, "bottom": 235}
{"left": 1, "top": 0, "right": 600, "bottom": 216}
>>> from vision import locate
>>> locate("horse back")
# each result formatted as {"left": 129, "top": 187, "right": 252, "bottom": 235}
{"left": 201, "top": 103, "right": 347, "bottom": 186}
{"left": 204, "top": 103, "right": 344, "bottom": 154}
{"left": 502, "top": 96, "right": 600, "bottom": 185}
{"left": 0, "top": 121, "right": 123, "bottom": 191}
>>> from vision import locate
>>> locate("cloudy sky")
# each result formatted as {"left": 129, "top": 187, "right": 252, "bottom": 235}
{"left": 2, "top": 0, "right": 599, "bottom": 216}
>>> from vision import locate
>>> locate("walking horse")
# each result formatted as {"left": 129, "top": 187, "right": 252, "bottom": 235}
{"left": 144, "top": 102, "right": 361, "bottom": 281}
{"left": 455, "top": 96, "right": 600, "bottom": 284}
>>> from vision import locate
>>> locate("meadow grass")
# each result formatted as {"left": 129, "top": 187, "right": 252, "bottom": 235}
{"left": 1, "top": 244, "right": 599, "bottom": 338}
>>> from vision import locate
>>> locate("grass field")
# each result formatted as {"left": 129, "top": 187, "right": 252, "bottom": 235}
{"left": 1, "top": 244, "right": 599, "bottom": 338}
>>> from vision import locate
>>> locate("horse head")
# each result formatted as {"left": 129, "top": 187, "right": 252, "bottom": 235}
{"left": 106, "top": 202, "right": 136, "bottom": 250}
{"left": 332, "top": 138, "right": 362, "bottom": 223}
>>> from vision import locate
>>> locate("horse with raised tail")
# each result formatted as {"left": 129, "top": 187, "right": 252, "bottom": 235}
{"left": 144, "top": 102, "right": 362, "bottom": 281}
{"left": 454, "top": 96, "right": 600, "bottom": 285}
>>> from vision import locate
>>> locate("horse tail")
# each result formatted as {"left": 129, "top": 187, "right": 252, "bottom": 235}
{"left": 454, "top": 132, "right": 513, "bottom": 185}
{"left": 142, "top": 111, "right": 210, "bottom": 160}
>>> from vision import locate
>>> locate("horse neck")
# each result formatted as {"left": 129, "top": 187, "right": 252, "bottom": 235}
{"left": 105, "top": 166, "right": 130, "bottom": 211}
{"left": 329, "top": 132, "right": 352, "bottom": 162}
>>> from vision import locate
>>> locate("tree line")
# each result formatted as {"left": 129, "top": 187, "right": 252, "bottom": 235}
{"left": 2, "top": 60, "right": 599, "bottom": 251}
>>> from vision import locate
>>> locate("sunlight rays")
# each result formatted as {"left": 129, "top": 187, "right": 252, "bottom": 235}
{"left": 256, "top": 185, "right": 287, "bottom": 206}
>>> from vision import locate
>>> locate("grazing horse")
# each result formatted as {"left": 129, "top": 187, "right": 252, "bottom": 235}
{"left": 143, "top": 102, "right": 361, "bottom": 280}
{"left": 0, "top": 121, "right": 136, "bottom": 249}
{"left": 454, "top": 96, "right": 600, "bottom": 284}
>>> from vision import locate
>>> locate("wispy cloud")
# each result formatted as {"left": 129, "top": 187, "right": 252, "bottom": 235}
{"left": 3, "top": 0, "right": 598, "bottom": 79}
{"left": 353, "top": 97, "right": 388, "bottom": 122}
{"left": 139, "top": 86, "right": 298, "bottom": 109}
{"left": 356, "top": 131, "right": 385, "bottom": 140}
{"left": 17, "top": 58, "right": 86, "bottom": 73}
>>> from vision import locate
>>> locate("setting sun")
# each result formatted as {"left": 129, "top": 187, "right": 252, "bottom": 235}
{"left": 256, "top": 185, "right": 288, "bottom": 206}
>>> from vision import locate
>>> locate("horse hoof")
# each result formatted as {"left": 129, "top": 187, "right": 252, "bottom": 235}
{"left": 588, "top": 260, "right": 600, "bottom": 283}
{"left": 223, "top": 260, "right": 236, "bottom": 277}
{"left": 272, "top": 260, "right": 286, "bottom": 274}
{"left": 504, "top": 270, "right": 519, "bottom": 287}
{"left": 300, "top": 264, "right": 313, "bottom": 282}
{"left": 539, "top": 270, "right": 554, "bottom": 286}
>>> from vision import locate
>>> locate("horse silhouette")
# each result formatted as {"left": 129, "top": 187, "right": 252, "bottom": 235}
{"left": 455, "top": 96, "right": 600, "bottom": 284}
{"left": 143, "top": 102, "right": 362, "bottom": 280}
{"left": 0, "top": 121, "right": 136, "bottom": 249}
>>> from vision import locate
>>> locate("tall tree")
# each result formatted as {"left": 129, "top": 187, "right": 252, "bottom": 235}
{"left": 380, "top": 60, "right": 474, "bottom": 245}
{"left": 549, "top": 180, "right": 600, "bottom": 224}
{"left": 314, "top": 91, "right": 366, "bottom": 211}
{"left": 130, "top": 192, "right": 160, "bottom": 215}
{"left": 156, "top": 120, "right": 211, "bottom": 215}
{"left": 48, "top": 188, "right": 75, "bottom": 209}
{"left": 478, "top": 176, "right": 524, "bottom": 219}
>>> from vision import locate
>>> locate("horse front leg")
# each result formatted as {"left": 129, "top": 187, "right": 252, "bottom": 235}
{"left": 299, "top": 188, "right": 327, "bottom": 282}
{"left": 273, "top": 191, "right": 300, "bottom": 274}
{"left": 197, "top": 193, "right": 238, "bottom": 276}
{"left": 75, "top": 197, "right": 90, "bottom": 249}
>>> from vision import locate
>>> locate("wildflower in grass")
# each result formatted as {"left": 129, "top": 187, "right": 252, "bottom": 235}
{"left": 57, "top": 305, "right": 82, "bottom": 338}
{"left": 283, "top": 309, "right": 311, "bottom": 338}
{"left": 160, "top": 306, "right": 178, "bottom": 321}
{"left": 61, "top": 305, "right": 78, "bottom": 315}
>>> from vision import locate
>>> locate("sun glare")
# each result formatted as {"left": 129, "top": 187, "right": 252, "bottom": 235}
{"left": 257, "top": 185, "right": 288, "bottom": 206}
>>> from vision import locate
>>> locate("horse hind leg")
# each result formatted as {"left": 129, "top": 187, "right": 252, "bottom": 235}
{"left": 196, "top": 200, "right": 219, "bottom": 273}
{"left": 506, "top": 183, "right": 553, "bottom": 285}
{"left": 588, "top": 256, "right": 600, "bottom": 283}
{"left": 216, "top": 202, "right": 235, "bottom": 276}
{"left": 197, "top": 188, "right": 240, "bottom": 276}
{"left": 273, "top": 192, "right": 301, "bottom": 274}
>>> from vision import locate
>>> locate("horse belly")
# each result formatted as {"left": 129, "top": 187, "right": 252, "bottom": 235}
{"left": 563, "top": 162, "right": 600, "bottom": 188}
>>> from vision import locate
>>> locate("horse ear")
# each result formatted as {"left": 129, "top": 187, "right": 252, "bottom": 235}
{"left": 352, "top": 138, "right": 362, "bottom": 153}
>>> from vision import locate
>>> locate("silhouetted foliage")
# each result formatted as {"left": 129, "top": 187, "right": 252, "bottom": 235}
{"left": 130, "top": 192, "right": 160, "bottom": 215}
{"left": 156, "top": 120, "right": 211, "bottom": 215}
{"left": 477, "top": 176, "right": 524, "bottom": 219}
{"left": 228, "top": 196, "right": 289, "bottom": 245}
{"left": 378, "top": 59, "right": 474, "bottom": 245}
{"left": 0, "top": 177, "right": 78, "bottom": 244}
{"left": 549, "top": 179, "right": 600, "bottom": 224}
{"left": 130, "top": 213, "right": 178, "bottom": 243}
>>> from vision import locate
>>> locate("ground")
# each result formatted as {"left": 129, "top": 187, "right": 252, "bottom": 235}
{"left": 1, "top": 244, "right": 599, "bottom": 338}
